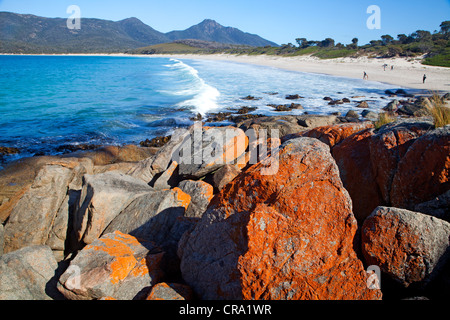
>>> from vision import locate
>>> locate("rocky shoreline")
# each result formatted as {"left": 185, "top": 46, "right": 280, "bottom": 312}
{"left": 0, "top": 92, "right": 449, "bottom": 300}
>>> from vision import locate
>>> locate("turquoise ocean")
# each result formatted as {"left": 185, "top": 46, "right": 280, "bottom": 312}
{"left": 0, "top": 55, "right": 400, "bottom": 166}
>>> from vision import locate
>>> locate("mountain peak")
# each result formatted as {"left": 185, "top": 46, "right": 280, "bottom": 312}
{"left": 199, "top": 19, "right": 221, "bottom": 25}
{"left": 119, "top": 17, "right": 143, "bottom": 24}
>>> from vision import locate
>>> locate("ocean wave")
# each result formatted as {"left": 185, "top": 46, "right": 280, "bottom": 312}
{"left": 163, "top": 59, "right": 220, "bottom": 115}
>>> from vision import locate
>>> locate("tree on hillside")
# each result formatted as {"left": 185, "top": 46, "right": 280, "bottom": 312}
{"left": 347, "top": 37, "right": 359, "bottom": 49}
{"left": 440, "top": 21, "right": 450, "bottom": 34}
{"left": 381, "top": 34, "right": 393, "bottom": 45}
{"left": 320, "top": 38, "right": 335, "bottom": 48}
{"left": 411, "top": 30, "right": 432, "bottom": 42}
{"left": 306, "top": 40, "right": 320, "bottom": 47}
{"left": 397, "top": 34, "right": 409, "bottom": 44}
{"left": 295, "top": 37, "right": 307, "bottom": 48}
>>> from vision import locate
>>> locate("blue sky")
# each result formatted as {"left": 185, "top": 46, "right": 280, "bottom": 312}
{"left": 0, "top": 0, "right": 449, "bottom": 45}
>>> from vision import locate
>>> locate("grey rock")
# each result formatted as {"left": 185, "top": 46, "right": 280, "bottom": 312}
{"left": 127, "top": 127, "right": 194, "bottom": 183}
{"left": 176, "top": 125, "right": 247, "bottom": 179}
{"left": 0, "top": 245, "right": 58, "bottom": 300}
{"left": 414, "top": 190, "right": 450, "bottom": 222}
{"left": 0, "top": 224, "right": 4, "bottom": 256}
{"left": 212, "top": 164, "right": 241, "bottom": 191}
{"left": 398, "top": 103, "right": 429, "bottom": 117}
{"left": 178, "top": 180, "right": 214, "bottom": 218}
{"left": 152, "top": 161, "right": 180, "bottom": 190}
{"left": 345, "top": 110, "right": 359, "bottom": 118}
{"left": 3, "top": 165, "right": 73, "bottom": 254}
{"left": 356, "top": 101, "right": 369, "bottom": 108}
{"left": 74, "top": 171, "right": 153, "bottom": 245}
{"left": 296, "top": 115, "right": 337, "bottom": 128}
{"left": 383, "top": 99, "right": 399, "bottom": 112}
{"left": 361, "top": 110, "right": 378, "bottom": 120}
{"left": 103, "top": 189, "right": 189, "bottom": 249}
{"left": 45, "top": 160, "right": 93, "bottom": 260}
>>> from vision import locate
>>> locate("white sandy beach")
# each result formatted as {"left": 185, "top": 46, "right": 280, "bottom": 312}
{"left": 148, "top": 53, "right": 450, "bottom": 93}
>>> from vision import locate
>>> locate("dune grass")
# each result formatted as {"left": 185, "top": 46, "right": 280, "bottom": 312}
{"left": 374, "top": 112, "right": 396, "bottom": 130}
{"left": 427, "top": 94, "right": 450, "bottom": 128}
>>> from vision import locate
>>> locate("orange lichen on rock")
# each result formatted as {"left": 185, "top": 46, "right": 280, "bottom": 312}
{"left": 179, "top": 137, "right": 382, "bottom": 300}
{"left": 362, "top": 206, "right": 450, "bottom": 287}
{"left": 58, "top": 230, "right": 165, "bottom": 300}
{"left": 332, "top": 128, "right": 384, "bottom": 223}
{"left": 146, "top": 282, "right": 194, "bottom": 300}
{"left": 302, "top": 122, "right": 374, "bottom": 147}
{"left": 390, "top": 126, "right": 450, "bottom": 209}
{"left": 86, "top": 231, "right": 138, "bottom": 284}
{"left": 203, "top": 126, "right": 248, "bottom": 167}
{"left": 172, "top": 187, "right": 191, "bottom": 210}
{"left": 198, "top": 182, "right": 214, "bottom": 202}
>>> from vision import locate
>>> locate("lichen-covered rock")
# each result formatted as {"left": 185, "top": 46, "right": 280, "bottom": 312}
{"left": 177, "top": 180, "right": 214, "bottom": 218}
{"left": 301, "top": 121, "right": 374, "bottom": 148}
{"left": 362, "top": 207, "right": 450, "bottom": 288}
{"left": 146, "top": 282, "right": 194, "bottom": 300}
{"left": 390, "top": 126, "right": 450, "bottom": 210}
{"left": 332, "top": 128, "right": 384, "bottom": 223}
{"left": 369, "top": 120, "right": 432, "bottom": 204}
{"left": 179, "top": 137, "right": 381, "bottom": 300}
{"left": 0, "top": 224, "right": 4, "bottom": 256}
{"left": 102, "top": 187, "right": 191, "bottom": 275}
{"left": 58, "top": 231, "right": 164, "bottom": 300}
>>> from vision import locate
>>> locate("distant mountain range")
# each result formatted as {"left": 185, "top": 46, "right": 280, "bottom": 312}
{"left": 0, "top": 12, "right": 278, "bottom": 53}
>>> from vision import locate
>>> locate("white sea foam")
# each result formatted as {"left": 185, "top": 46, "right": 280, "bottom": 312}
{"left": 164, "top": 59, "right": 220, "bottom": 115}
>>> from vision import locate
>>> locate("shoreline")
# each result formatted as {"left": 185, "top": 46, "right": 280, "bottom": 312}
{"left": 3, "top": 52, "right": 449, "bottom": 91}
{"left": 150, "top": 53, "right": 450, "bottom": 92}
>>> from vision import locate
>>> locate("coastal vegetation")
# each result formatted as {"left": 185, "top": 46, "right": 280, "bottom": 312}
{"left": 133, "top": 20, "right": 450, "bottom": 68}
{"left": 226, "top": 20, "right": 450, "bottom": 67}
{"left": 427, "top": 94, "right": 450, "bottom": 128}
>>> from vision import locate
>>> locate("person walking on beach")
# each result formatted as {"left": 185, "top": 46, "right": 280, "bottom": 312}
{"left": 363, "top": 71, "right": 368, "bottom": 80}
{"left": 423, "top": 74, "right": 427, "bottom": 84}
